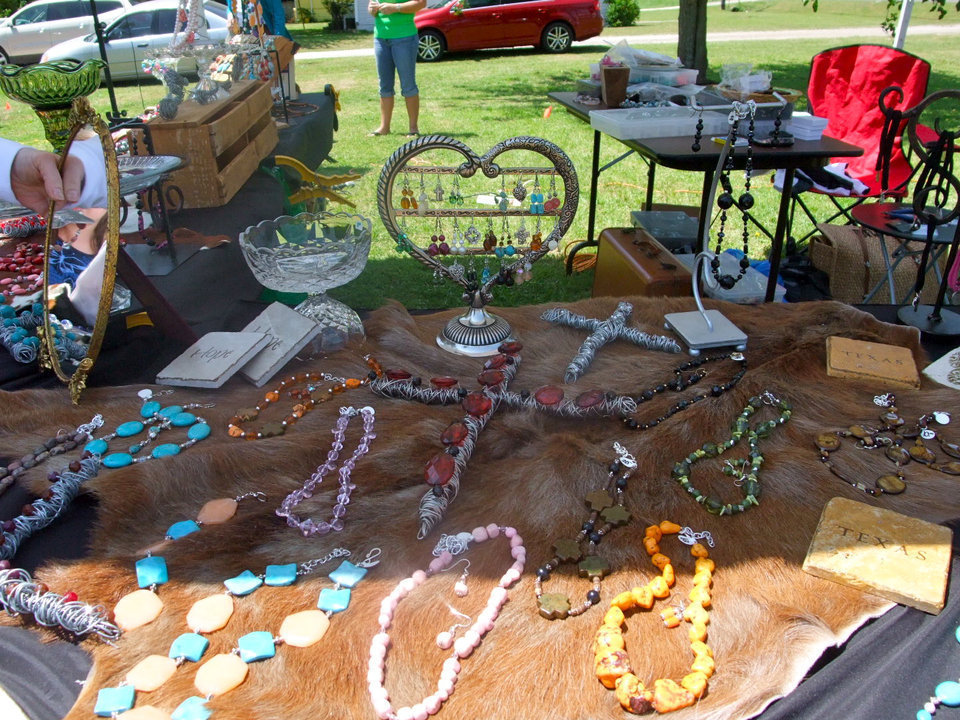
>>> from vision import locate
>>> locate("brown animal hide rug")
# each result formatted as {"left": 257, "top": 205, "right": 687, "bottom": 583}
{"left": 2, "top": 297, "right": 958, "bottom": 720}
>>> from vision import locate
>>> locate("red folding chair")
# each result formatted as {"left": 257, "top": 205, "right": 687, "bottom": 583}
{"left": 787, "top": 44, "right": 931, "bottom": 249}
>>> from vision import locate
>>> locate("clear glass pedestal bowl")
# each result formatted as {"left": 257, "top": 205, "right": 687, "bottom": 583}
{"left": 239, "top": 212, "right": 372, "bottom": 351}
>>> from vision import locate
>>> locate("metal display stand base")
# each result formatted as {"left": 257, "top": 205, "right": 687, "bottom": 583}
{"left": 664, "top": 309, "right": 748, "bottom": 356}
{"left": 897, "top": 305, "right": 960, "bottom": 336}
{"left": 436, "top": 307, "right": 514, "bottom": 357}
{"left": 123, "top": 243, "right": 200, "bottom": 277}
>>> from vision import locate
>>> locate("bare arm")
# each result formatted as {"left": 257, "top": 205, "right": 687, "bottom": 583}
{"left": 372, "top": 0, "right": 426, "bottom": 15}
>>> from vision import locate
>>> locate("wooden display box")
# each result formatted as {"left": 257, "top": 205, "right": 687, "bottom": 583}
{"left": 592, "top": 227, "right": 692, "bottom": 298}
{"left": 136, "top": 80, "right": 278, "bottom": 209}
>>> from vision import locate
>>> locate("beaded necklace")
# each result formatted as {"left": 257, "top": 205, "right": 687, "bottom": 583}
{"left": 0, "top": 562, "right": 120, "bottom": 643}
{"left": 368, "top": 525, "right": 524, "bottom": 720}
{"left": 1, "top": 451, "right": 103, "bottom": 562}
{"left": 671, "top": 391, "right": 792, "bottom": 516}
{"left": 0, "top": 414, "right": 102, "bottom": 499}
{"left": 816, "top": 393, "right": 958, "bottom": 497}
{"left": 535, "top": 443, "right": 636, "bottom": 621}
{"left": 916, "top": 624, "right": 960, "bottom": 720}
{"left": 620, "top": 351, "right": 747, "bottom": 431}
{"left": 228, "top": 357, "right": 382, "bottom": 440}
{"left": 115, "top": 505, "right": 304, "bottom": 632}
{"left": 97, "top": 548, "right": 382, "bottom": 718}
{"left": 595, "top": 522, "right": 716, "bottom": 715}
{"left": 84, "top": 396, "right": 212, "bottom": 468}
{"left": 709, "top": 102, "right": 756, "bottom": 291}
{"left": 276, "top": 406, "right": 377, "bottom": 537}
{"left": 0, "top": 240, "right": 43, "bottom": 301}
{"left": 139, "top": 491, "right": 267, "bottom": 556}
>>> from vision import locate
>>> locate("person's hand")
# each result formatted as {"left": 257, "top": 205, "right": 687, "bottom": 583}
{"left": 368, "top": 0, "right": 380, "bottom": 15}
{"left": 10, "top": 146, "right": 84, "bottom": 215}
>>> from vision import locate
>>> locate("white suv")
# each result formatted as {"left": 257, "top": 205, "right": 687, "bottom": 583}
{"left": 0, "top": 0, "right": 133, "bottom": 64}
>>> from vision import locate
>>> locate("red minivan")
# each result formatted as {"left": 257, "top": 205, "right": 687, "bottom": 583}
{"left": 415, "top": 0, "right": 604, "bottom": 61}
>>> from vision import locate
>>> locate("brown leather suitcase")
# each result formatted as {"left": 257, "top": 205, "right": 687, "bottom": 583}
{"left": 592, "top": 227, "right": 692, "bottom": 298}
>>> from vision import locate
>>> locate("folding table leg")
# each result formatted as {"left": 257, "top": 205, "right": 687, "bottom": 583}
{"left": 765, "top": 168, "right": 795, "bottom": 302}
{"left": 565, "top": 130, "right": 602, "bottom": 275}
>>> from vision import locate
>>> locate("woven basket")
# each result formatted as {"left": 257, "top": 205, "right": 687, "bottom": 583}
{"left": 809, "top": 223, "right": 946, "bottom": 305}
{"left": 714, "top": 87, "right": 803, "bottom": 105}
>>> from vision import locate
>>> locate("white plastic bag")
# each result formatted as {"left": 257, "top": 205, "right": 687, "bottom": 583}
{"left": 603, "top": 40, "right": 680, "bottom": 69}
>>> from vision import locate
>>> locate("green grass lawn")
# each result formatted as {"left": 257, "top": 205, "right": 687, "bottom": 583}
{"left": 1, "top": 1, "right": 957, "bottom": 311}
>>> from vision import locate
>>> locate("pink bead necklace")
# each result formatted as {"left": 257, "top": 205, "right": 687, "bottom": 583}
{"left": 368, "top": 524, "right": 526, "bottom": 720}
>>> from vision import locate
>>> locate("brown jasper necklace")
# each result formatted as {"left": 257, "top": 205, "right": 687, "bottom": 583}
{"left": 815, "top": 393, "right": 959, "bottom": 496}
{"left": 535, "top": 443, "right": 636, "bottom": 620}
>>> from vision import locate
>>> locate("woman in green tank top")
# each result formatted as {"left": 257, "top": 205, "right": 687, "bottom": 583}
{"left": 368, "top": 0, "right": 426, "bottom": 136}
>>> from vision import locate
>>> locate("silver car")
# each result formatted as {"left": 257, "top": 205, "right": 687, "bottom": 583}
{"left": 41, "top": 0, "right": 230, "bottom": 80}
{"left": 0, "top": 0, "right": 132, "bottom": 64}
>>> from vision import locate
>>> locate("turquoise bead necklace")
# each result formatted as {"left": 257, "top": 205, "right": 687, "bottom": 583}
{"left": 95, "top": 548, "right": 382, "bottom": 718}
{"left": 83, "top": 391, "right": 213, "bottom": 468}
{"left": 916, "top": 624, "right": 960, "bottom": 720}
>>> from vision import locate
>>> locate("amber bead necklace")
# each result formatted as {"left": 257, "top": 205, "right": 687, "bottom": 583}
{"left": 228, "top": 356, "right": 383, "bottom": 440}
{"left": 534, "top": 442, "right": 636, "bottom": 621}
{"left": 594, "top": 521, "right": 716, "bottom": 715}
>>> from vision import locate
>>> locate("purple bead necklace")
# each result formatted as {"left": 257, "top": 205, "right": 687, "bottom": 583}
{"left": 276, "top": 406, "right": 377, "bottom": 536}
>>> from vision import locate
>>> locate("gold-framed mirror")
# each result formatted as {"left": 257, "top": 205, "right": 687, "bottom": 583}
{"left": 39, "top": 97, "right": 120, "bottom": 404}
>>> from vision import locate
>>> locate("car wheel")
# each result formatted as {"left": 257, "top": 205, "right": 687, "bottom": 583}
{"left": 418, "top": 30, "right": 445, "bottom": 62}
{"left": 0, "top": 48, "right": 8, "bottom": 65}
{"left": 541, "top": 22, "right": 573, "bottom": 53}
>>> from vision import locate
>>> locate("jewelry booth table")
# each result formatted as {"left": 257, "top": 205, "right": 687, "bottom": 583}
{"left": 548, "top": 92, "right": 864, "bottom": 302}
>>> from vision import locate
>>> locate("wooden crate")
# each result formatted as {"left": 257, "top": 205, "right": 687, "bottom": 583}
{"left": 138, "top": 80, "right": 279, "bottom": 209}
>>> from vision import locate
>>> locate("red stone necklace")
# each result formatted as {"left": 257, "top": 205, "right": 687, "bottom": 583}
{"left": 371, "top": 348, "right": 748, "bottom": 537}
{"left": 0, "top": 241, "right": 43, "bottom": 301}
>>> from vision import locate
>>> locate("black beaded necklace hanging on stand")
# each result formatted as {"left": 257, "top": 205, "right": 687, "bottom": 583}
{"left": 691, "top": 101, "right": 757, "bottom": 290}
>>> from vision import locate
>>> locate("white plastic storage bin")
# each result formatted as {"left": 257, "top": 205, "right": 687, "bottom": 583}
{"left": 674, "top": 252, "right": 786, "bottom": 304}
{"left": 628, "top": 66, "right": 700, "bottom": 86}
{"left": 590, "top": 107, "right": 728, "bottom": 140}
{"left": 785, "top": 112, "right": 829, "bottom": 140}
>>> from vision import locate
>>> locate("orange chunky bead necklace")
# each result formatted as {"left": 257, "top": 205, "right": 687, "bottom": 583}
{"left": 228, "top": 357, "right": 383, "bottom": 440}
{"left": 594, "top": 521, "right": 716, "bottom": 715}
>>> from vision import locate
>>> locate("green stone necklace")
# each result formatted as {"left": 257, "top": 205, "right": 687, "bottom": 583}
{"left": 671, "top": 391, "right": 793, "bottom": 516}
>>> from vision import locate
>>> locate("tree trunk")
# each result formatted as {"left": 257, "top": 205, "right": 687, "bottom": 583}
{"left": 678, "top": 0, "right": 709, "bottom": 83}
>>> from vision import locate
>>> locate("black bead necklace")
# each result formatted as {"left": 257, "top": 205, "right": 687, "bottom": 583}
{"left": 534, "top": 443, "right": 636, "bottom": 620}
{"left": 711, "top": 103, "right": 756, "bottom": 291}
{"left": 621, "top": 351, "right": 748, "bottom": 431}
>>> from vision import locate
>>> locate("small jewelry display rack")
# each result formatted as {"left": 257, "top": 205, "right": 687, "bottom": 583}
{"left": 377, "top": 135, "right": 578, "bottom": 356}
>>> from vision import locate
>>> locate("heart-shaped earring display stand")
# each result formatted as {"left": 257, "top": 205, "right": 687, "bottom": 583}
{"left": 377, "top": 135, "right": 578, "bottom": 356}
